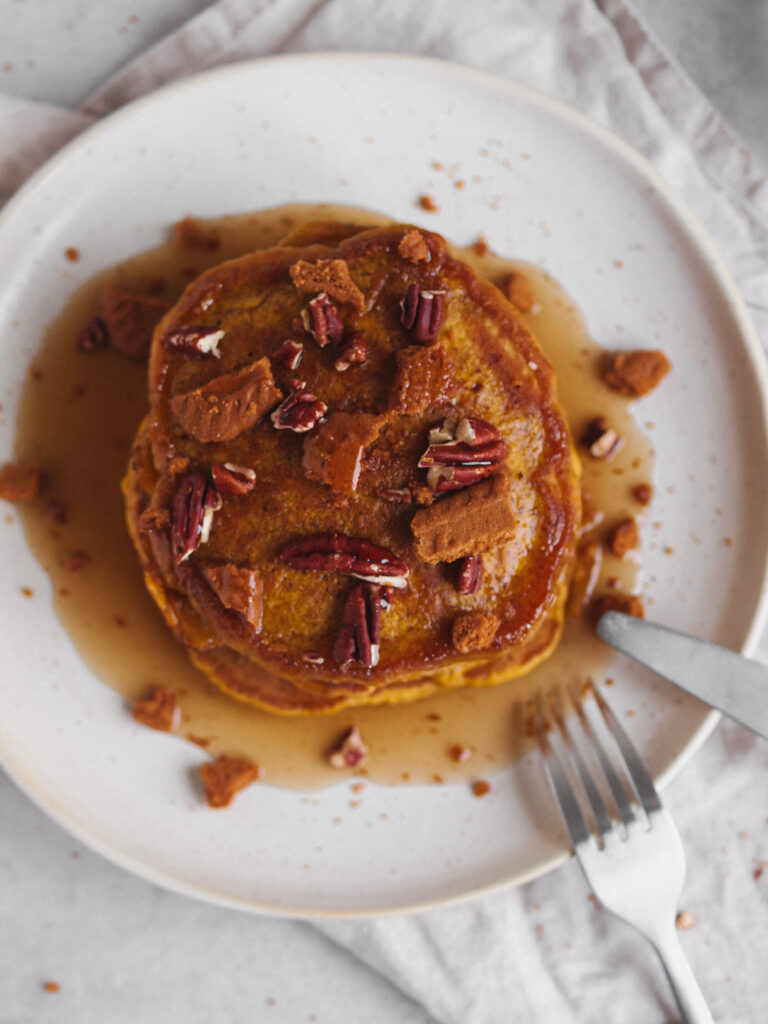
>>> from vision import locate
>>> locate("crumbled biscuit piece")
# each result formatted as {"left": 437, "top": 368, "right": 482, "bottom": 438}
{"left": 589, "top": 592, "right": 645, "bottom": 625}
{"left": 138, "top": 506, "right": 171, "bottom": 534}
{"left": 170, "top": 357, "right": 282, "bottom": 443}
{"left": 398, "top": 229, "right": 430, "bottom": 262}
{"left": 0, "top": 461, "right": 42, "bottom": 501}
{"left": 302, "top": 412, "right": 384, "bottom": 494}
{"left": 603, "top": 349, "right": 671, "bottom": 397}
{"left": 632, "top": 482, "right": 653, "bottom": 505}
{"left": 99, "top": 285, "right": 172, "bottom": 360}
{"left": 418, "top": 194, "right": 440, "bottom": 213}
{"left": 411, "top": 472, "right": 516, "bottom": 564}
{"left": 388, "top": 343, "right": 457, "bottom": 414}
{"left": 202, "top": 563, "right": 263, "bottom": 632}
{"left": 504, "top": 271, "right": 535, "bottom": 312}
{"left": 172, "top": 216, "right": 221, "bottom": 251}
{"left": 452, "top": 610, "right": 500, "bottom": 653}
{"left": 607, "top": 517, "right": 639, "bottom": 556}
{"left": 472, "top": 779, "right": 492, "bottom": 797}
{"left": 60, "top": 549, "right": 91, "bottom": 571}
{"left": 675, "top": 910, "right": 695, "bottom": 931}
{"left": 199, "top": 755, "right": 262, "bottom": 808}
{"left": 289, "top": 258, "right": 365, "bottom": 312}
{"left": 132, "top": 685, "right": 180, "bottom": 732}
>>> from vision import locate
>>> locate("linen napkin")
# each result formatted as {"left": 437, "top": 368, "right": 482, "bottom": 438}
{"left": 2, "top": 2, "right": 768, "bottom": 1022}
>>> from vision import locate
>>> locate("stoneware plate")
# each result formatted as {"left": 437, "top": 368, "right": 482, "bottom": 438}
{"left": 1, "top": 54, "right": 767, "bottom": 917}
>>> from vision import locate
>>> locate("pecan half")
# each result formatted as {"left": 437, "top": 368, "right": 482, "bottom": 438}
{"left": 456, "top": 555, "right": 483, "bottom": 594}
{"left": 333, "top": 330, "right": 367, "bottom": 371}
{"left": 271, "top": 338, "right": 304, "bottom": 369}
{"left": 210, "top": 462, "right": 256, "bottom": 495}
{"left": 270, "top": 380, "right": 327, "bottom": 433}
{"left": 419, "top": 416, "right": 507, "bottom": 492}
{"left": 300, "top": 293, "right": 344, "bottom": 348}
{"left": 333, "top": 582, "right": 384, "bottom": 667}
{"left": 327, "top": 726, "right": 368, "bottom": 769}
{"left": 170, "top": 472, "right": 222, "bottom": 563}
{"left": 162, "top": 325, "right": 225, "bottom": 358}
{"left": 280, "top": 533, "right": 409, "bottom": 588}
{"left": 400, "top": 283, "right": 446, "bottom": 343}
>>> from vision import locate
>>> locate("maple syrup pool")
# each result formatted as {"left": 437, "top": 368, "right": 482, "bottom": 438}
{"left": 13, "top": 204, "right": 654, "bottom": 791}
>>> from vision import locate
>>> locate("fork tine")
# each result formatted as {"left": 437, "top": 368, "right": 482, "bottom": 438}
{"left": 549, "top": 694, "right": 614, "bottom": 838}
{"left": 532, "top": 702, "right": 591, "bottom": 847}
{"left": 591, "top": 683, "right": 662, "bottom": 817}
{"left": 569, "top": 684, "right": 635, "bottom": 829}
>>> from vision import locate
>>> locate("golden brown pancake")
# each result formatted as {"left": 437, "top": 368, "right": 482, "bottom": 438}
{"left": 123, "top": 221, "right": 581, "bottom": 714}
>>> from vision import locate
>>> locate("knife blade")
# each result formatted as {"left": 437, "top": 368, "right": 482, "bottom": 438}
{"left": 597, "top": 611, "right": 768, "bottom": 741}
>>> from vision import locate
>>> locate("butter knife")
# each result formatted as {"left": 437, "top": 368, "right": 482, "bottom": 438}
{"left": 597, "top": 612, "right": 768, "bottom": 741}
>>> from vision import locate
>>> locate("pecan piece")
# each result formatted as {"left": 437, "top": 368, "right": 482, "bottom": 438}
{"left": 400, "top": 283, "right": 446, "bottom": 344}
{"left": 280, "top": 533, "right": 409, "bottom": 588}
{"left": 270, "top": 380, "right": 327, "bottom": 433}
{"left": 271, "top": 338, "right": 304, "bottom": 369}
{"left": 333, "top": 582, "right": 385, "bottom": 667}
{"left": 333, "top": 330, "right": 367, "bottom": 371}
{"left": 327, "top": 726, "right": 368, "bottom": 770}
{"left": 456, "top": 555, "right": 483, "bottom": 594}
{"left": 419, "top": 416, "right": 506, "bottom": 492}
{"left": 300, "top": 293, "right": 344, "bottom": 348}
{"left": 210, "top": 463, "right": 256, "bottom": 495}
{"left": 170, "top": 472, "right": 222, "bottom": 563}
{"left": 76, "top": 316, "right": 109, "bottom": 352}
{"left": 162, "top": 325, "right": 225, "bottom": 358}
{"left": 581, "top": 417, "right": 624, "bottom": 460}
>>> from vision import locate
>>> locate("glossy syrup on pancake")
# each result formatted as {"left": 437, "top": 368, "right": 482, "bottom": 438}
{"left": 13, "top": 204, "right": 653, "bottom": 789}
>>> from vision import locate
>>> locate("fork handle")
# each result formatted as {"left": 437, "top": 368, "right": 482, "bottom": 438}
{"left": 651, "top": 926, "right": 714, "bottom": 1024}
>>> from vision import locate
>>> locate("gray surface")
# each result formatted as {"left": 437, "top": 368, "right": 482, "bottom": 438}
{"left": 632, "top": 0, "right": 768, "bottom": 165}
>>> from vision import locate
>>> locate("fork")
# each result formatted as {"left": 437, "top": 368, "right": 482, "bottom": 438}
{"left": 534, "top": 684, "right": 714, "bottom": 1024}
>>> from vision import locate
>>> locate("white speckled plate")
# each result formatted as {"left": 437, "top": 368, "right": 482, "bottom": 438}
{"left": 1, "top": 54, "right": 767, "bottom": 917}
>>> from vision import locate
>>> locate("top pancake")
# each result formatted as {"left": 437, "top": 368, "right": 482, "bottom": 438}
{"left": 128, "top": 221, "right": 581, "bottom": 711}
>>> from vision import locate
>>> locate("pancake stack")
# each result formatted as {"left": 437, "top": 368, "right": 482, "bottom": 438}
{"left": 123, "top": 221, "right": 581, "bottom": 713}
